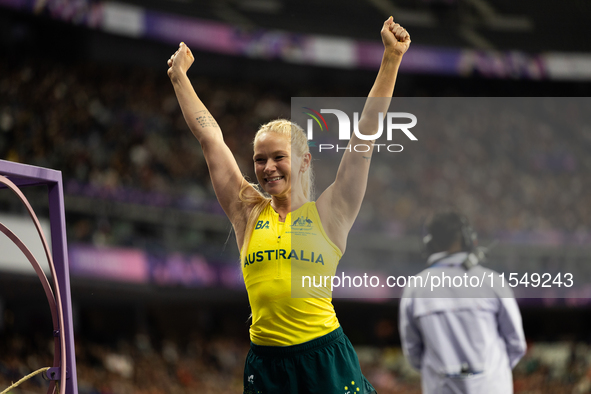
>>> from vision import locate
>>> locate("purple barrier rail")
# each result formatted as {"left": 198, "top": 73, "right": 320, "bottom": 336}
{"left": 0, "top": 159, "right": 78, "bottom": 394}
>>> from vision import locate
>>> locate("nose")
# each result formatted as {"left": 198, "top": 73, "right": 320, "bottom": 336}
{"left": 263, "top": 159, "right": 276, "bottom": 174}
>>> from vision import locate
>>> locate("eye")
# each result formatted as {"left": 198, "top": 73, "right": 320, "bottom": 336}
{"left": 275, "top": 156, "right": 285, "bottom": 160}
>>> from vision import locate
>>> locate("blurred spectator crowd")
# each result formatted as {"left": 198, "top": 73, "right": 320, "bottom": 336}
{"left": 2, "top": 331, "right": 591, "bottom": 393}
{"left": 0, "top": 57, "right": 590, "bottom": 248}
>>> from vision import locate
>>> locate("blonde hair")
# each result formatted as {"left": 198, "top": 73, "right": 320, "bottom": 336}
{"left": 239, "top": 119, "right": 313, "bottom": 260}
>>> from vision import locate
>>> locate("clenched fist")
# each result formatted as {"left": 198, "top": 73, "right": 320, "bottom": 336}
{"left": 167, "top": 42, "right": 195, "bottom": 81}
{"left": 381, "top": 17, "right": 410, "bottom": 56}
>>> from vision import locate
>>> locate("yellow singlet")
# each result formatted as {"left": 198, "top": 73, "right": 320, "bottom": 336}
{"left": 241, "top": 202, "right": 342, "bottom": 346}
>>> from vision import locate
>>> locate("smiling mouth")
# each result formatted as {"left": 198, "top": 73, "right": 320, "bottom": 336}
{"left": 265, "top": 176, "right": 284, "bottom": 183}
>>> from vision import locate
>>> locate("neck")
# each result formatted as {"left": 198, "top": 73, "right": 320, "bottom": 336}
{"left": 447, "top": 239, "right": 463, "bottom": 254}
{"left": 271, "top": 189, "right": 308, "bottom": 221}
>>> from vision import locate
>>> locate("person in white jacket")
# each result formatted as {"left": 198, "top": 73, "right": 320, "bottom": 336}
{"left": 399, "top": 211, "right": 527, "bottom": 394}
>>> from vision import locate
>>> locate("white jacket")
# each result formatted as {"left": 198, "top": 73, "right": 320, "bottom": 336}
{"left": 399, "top": 252, "right": 527, "bottom": 394}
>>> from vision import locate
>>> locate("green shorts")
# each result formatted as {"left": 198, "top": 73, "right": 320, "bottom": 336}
{"left": 243, "top": 326, "right": 377, "bottom": 394}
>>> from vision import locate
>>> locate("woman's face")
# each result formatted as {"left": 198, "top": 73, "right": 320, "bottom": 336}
{"left": 253, "top": 133, "right": 299, "bottom": 197}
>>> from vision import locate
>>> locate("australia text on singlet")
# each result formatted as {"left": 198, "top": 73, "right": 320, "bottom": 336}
{"left": 241, "top": 202, "right": 342, "bottom": 346}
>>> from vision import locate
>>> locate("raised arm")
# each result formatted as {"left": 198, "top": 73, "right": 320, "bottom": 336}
{"left": 167, "top": 43, "right": 255, "bottom": 247}
{"left": 317, "top": 18, "right": 410, "bottom": 253}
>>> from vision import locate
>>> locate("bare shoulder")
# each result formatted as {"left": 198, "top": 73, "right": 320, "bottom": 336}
{"left": 316, "top": 186, "right": 348, "bottom": 254}
{"left": 230, "top": 181, "right": 261, "bottom": 249}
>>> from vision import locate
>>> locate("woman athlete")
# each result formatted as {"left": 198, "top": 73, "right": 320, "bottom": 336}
{"left": 167, "top": 17, "right": 410, "bottom": 394}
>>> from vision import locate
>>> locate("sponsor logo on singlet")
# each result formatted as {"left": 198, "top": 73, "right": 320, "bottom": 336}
{"left": 289, "top": 216, "right": 316, "bottom": 237}
{"left": 255, "top": 220, "right": 270, "bottom": 230}
{"left": 292, "top": 216, "right": 313, "bottom": 228}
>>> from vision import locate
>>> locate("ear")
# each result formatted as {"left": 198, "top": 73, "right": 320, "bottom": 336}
{"left": 300, "top": 152, "right": 312, "bottom": 172}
